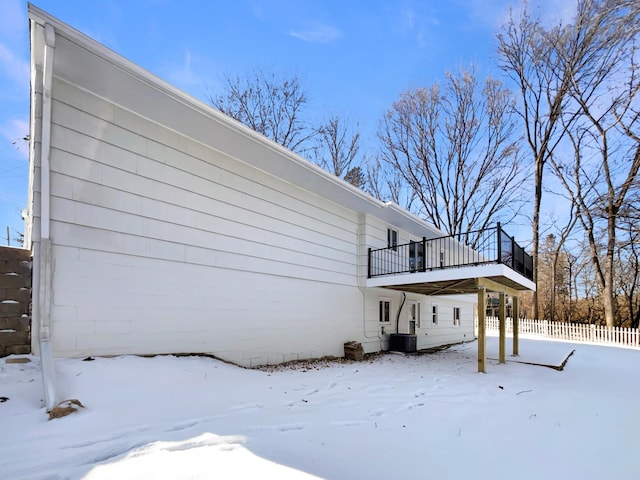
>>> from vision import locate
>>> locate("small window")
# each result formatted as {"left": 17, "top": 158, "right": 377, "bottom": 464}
{"left": 453, "top": 307, "right": 461, "bottom": 327}
{"left": 387, "top": 228, "right": 398, "bottom": 251}
{"left": 379, "top": 298, "right": 391, "bottom": 323}
{"left": 431, "top": 304, "right": 438, "bottom": 325}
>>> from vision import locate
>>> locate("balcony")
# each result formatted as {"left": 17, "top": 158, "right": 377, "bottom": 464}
{"left": 367, "top": 224, "right": 534, "bottom": 296}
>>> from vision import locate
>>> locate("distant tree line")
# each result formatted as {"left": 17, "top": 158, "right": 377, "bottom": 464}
{"left": 209, "top": 0, "right": 640, "bottom": 328}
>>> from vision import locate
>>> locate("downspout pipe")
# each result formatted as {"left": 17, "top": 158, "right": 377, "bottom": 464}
{"left": 38, "top": 22, "right": 57, "bottom": 411}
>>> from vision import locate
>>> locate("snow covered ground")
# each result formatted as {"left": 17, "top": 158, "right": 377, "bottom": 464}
{"left": 1, "top": 337, "right": 639, "bottom": 479}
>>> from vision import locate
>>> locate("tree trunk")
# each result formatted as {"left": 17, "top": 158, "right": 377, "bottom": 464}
{"left": 550, "top": 258, "right": 557, "bottom": 323}
{"left": 532, "top": 158, "right": 543, "bottom": 321}
{"left": 603, "top": 214, "right": 617, "bottom": 328}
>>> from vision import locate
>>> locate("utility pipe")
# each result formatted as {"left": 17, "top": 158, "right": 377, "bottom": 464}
{"left": 395, "top": 292, "right": 406, "bottom": 333}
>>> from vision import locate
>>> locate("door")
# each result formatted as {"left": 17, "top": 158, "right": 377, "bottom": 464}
{"left": 408, "top": 301, "right": 419, "bottom": 334}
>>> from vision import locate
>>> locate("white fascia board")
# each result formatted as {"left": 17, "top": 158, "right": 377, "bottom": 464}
{"left": 366, "top": 263, "right": 536, "bottom": 292}
{"left": 26, "top": 4, "right": 445, "bottom": 240}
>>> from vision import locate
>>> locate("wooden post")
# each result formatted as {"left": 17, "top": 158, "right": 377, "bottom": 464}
{"left": 512, "top": 296, "right": 519, "bottom": 356}
{"left": 498, "top": 292, "right": 506, "bottom": 364}
{"left": 477, "top": 287, "right": 486, "bottom": 373}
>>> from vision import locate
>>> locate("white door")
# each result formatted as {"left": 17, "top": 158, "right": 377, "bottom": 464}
{"left": 407, "top": 301, "right": 419, "bottom": 334}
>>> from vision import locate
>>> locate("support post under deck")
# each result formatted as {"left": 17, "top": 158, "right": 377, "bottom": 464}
{"left": 512, "top": 296, "right": 519, "bottom": 356}
{"left": 498, "top": 292, "right": 506, "bottom": 364}
{"left": 477, "top": 287, "right": 486, "bottom": 373}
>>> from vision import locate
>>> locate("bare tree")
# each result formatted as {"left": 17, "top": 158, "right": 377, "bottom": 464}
{"left": 615, "top": 223, "right": 640, "bottom": 328}
{"left": 497, "top": 0, "right": 640, "bottom": 322}
{"left": 210, "top": 70, "right": 312, "bottom": 153}
{"left": 378, "top": 66, "right": 524, "bottom": 244}
{"left": 537, "top": 203, "right": 578, "bottom": 322}
{"left": 310, "top": 115, "right": 370, "bottom": 189}
{"left": 365, "top": 157, "right": 415, "bottom": 209}
{"left": 546, "top": 0, "right": 640, "bottom": 328}
{"left": 364, "top": 157, "right": 386, "bottom": 200}
{"left": 312, "top": 116, "right": 361, "bottom": 176}
{"left": 497, "top": 6, "right": 576, "bottom": 320}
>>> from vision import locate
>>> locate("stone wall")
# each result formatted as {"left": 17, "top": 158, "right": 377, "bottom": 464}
{"left": 0, "top": 247, "right": 32, "bottom": 356}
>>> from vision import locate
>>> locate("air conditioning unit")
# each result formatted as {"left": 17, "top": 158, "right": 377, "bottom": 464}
{"left": 389, "top": 333, "right": 417, "bottom": 353}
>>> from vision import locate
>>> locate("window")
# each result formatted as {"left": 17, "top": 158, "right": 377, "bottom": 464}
{"left": 379, "top": 298, "right": 391, "bottom": 323}
{"left": 453, "top": 307, "right": 461, "bottom": 327}
{"left": 431, "top": 304, "right": 438, "bottom": 325}
{"left": 409, "top": 240, "right": 424, "bottom": 272}
{"left": 387, "top": 228, "right": 398, "bottom": 251}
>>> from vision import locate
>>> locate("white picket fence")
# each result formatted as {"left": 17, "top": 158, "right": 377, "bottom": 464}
{"left": 477, "top": 317, "right": 640, "bottom": 349}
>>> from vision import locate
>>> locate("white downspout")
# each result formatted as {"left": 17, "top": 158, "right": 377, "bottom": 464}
{"left": 38, "top": 22, "right": 57, "bottom": 411}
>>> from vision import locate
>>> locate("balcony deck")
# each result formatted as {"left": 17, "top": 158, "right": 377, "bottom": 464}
{"left": 367, "top": 225, "right": 535, "bottom": 296}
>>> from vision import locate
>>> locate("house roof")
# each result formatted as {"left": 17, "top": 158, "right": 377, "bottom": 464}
{"left": 28, "top": 3, "right": 442, "bottom": 238}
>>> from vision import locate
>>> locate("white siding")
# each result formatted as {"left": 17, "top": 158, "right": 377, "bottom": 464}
{"left": 35, "top": 78, "right": 364, "bottom": 366}
{"left": 29, "top": 10, "right": 484, "bottom": 366}
{"left": 414, "top": 297, "right": 475, "bottom": 349}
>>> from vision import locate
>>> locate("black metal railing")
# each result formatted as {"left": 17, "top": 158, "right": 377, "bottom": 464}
{"left": 368, "top": 223, "right": 533, "bottom": 281}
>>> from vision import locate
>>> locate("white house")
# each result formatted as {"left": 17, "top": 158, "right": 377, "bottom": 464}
{"left": 26, "top": 4, "right": 534, "bottom": 408}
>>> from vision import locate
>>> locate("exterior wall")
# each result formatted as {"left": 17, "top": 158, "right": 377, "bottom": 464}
{"left": 28, "top": 10, "right": 481, "bottom": 367}
{"left": 32, "top": 76, "right": 363, "bottom": 366}
{"left": 415, "top": 296, "right": 475, "bottom": 349}
{"left": 363, "top": 289, "right": 475, "bottom": 353}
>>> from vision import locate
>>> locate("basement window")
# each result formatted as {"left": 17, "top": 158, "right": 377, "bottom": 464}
{"left": 379, "top": 298, "right": 391, "bottom": 323}
{"left": 431, "top": 304, "right": 438, "bottom": 325}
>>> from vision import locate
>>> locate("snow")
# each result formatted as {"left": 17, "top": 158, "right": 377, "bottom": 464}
{"left": 1, "top": 338, "right": 639, "bottom": 479}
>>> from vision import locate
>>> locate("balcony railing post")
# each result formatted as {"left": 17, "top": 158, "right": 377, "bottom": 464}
{"left": 421, "top": 237, "right": 426, "bottom": 272}
{"left": 510, "top": 233, "right": 515, "bottom": 270}
{"left": 367, "top": 247, "right": 372, "bottom": 278}
{"left": 496, "top": 222, "right": 502, "bottom": 264}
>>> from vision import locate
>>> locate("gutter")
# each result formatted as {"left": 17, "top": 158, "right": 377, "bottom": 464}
{"left": 36, "top": 21, "right": 57, "bottom": 411}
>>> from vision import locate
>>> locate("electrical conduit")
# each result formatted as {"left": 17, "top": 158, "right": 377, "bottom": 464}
{"left": 396, "top": 292, "right": 406, "bottom": 333}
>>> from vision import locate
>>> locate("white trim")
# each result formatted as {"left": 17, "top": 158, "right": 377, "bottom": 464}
{"left": 408, "top": 300, "right": 421, "bottom": 329}
{"left": 366, "top": 263, "right": 536, "bottom": 292}
{"left": 36, "top": 20, "right": 58, "bottom": 411}
{"left": 431, "top": 303, "right": 439, "bottom": 325}
{"left": 453, "top": 306, "right": 461, "bottom": 327}
{"left": 378, "top": 297, "right": 392, "bottom": 323}
{"left": 387, "top": 227, "right": 398, "bottom": 250}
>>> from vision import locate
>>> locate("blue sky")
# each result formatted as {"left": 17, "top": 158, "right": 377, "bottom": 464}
{"left": 0, "top": 0, "right": 575, "bottom": 246}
